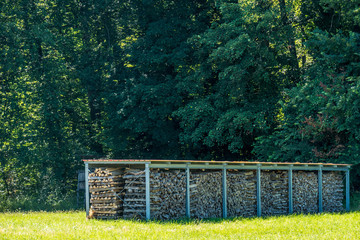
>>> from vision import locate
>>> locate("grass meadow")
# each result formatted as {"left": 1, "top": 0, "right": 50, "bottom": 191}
{"left": 0, "top": 211, "right": 359, "bottom": 240}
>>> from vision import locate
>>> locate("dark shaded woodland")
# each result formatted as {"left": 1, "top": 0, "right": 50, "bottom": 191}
{"left": 0, "top": 0, "right": 359, "bottom": 209}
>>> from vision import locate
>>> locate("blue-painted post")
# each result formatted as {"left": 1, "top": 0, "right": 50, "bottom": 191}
{"left": 346, "top": 169, "right": 350, "bottom": 211}
{"left": 257, "top": 164, "right": 261, "bottom": 217}
{"left": 85, "top": 162, "right": 89, "bottom": 218}
{"left": 222, "top": 165, "right": 227, "bottom": 218}
{"left": 186, "top": 166, "right": 190, "bottom": 218}
{"left": 288, "top": 166, "right": 293, "bottom": 214}
{"left": 318, "top": 166, "right": 323, "bottom": 213}
{"left": 145, "top": 163, "right": 150, "bottom": 220}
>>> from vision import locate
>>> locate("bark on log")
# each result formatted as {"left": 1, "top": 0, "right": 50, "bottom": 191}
{"left": 261, "top": 170, "right": 288, "bottom": 216}
{"left": 151, "top": 169, "right": 186, "bottom": 220}
{"left": 293, "top": 171, "right": 318, "bottom": 213}
{"left": 87, "top": 166, "right": 345, "bottom": 220}
{"left": 227, "top": 170, "right": 257, "bottom": 217}
{"left": 190, "top": 171, "right": 222, "bottom": 218}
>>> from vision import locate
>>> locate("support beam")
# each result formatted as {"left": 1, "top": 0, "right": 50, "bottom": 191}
{"left": 288, "top": 166, "right": 293, "bottom": 214}
{"left": 222, "top": 166, "right": 227, "bottom": 218}
{"left": 148, "top": 163, "right": 348, "bottom": 172}
{"left": 257, "top": 164, "right": 261, "bottom": 217}
{"left": 186, "top": 166, "right": 190, "bottom": 218}
{"left": 85, "top": 162, "right": 89, "bottom": 218}
{"left": 346, "top": 169, "right": 350, "bottom": 211}
{"left": 318, "top": 166, "right": 323, "bottom": 213}
{"left": 145, "top": 163, "right": 150, "bottom": 220}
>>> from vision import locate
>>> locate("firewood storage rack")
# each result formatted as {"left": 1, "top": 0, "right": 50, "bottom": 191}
{"left": 83, "top": 159, "right": 351, "bottom": 220}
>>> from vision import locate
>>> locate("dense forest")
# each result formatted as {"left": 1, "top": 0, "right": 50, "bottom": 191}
{"left": 1, "top": 0, "right": 360, "bottom": 209}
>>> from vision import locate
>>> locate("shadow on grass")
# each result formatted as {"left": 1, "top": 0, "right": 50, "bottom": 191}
{"left": 91, "top": 210, "right": 358, "bottom": 225}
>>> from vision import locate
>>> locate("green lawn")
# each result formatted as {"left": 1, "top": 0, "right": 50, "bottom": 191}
{"left": 0, "top": 211, "right": 359, "bottom": 239}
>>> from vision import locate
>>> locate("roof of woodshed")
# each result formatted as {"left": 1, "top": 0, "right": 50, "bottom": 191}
{"left": 83, "top": 159, "right": 351, "bottom": 167}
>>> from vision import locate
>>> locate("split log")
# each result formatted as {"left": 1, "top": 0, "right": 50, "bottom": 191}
{"left": 88, "top": 167, "right": 125, "bottom": 219}
{"left": 261, "top": 170, "right": 288, "bottom": 216}
{"left": 227, "top": 170, "right": 257, "bottom": 217}
{"left": 323, "top": 171, "right": 344, "bottom": 212}
{"left": 151, "top": 169, "right": 186, "bottom": 220}
{"left": 190, "top": 171, "right": 222, "bottom": 218}
{"left": 293, "top": 171, "right": 318, "bottom": 213}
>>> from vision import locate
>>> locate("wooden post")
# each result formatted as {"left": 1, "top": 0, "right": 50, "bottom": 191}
{"left": 85, "top": 162, "right": 89, "bottom": 218}
{"left": 318, "top": 165, "right": 323, "bottom": 213}
{"left": 222, "top": 165, "right": 227, "bottom": 218}
{"left": 145, "top": 163, "right": 150, "bottom": 220}
{"left": 288, "top": 166, "right": 293, "bottom": 214}
{"left": 186, "top": 166, "right": 190, "bottom": 218}
{"left": 346, "top": 169, "right": 350, "bottom": 211}
{"left": 257, "top": 164, "right": 261, "bottom": 217}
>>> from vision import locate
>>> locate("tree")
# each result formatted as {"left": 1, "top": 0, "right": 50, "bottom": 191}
{"left": 254, "top": 30, "right": 360, "bottom": 164}
{"left": 175, "top": 0, "right": 302, "bottom": 160}
{"left": 103, "top": 0, "right": 217, "bottom": 159}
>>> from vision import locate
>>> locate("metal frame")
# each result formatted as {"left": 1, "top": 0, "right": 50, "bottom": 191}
{"left": 85, "top": 162, "right": 89, "bottom": 218}
{"left": 256, "top": 164, "right": 261, "bottom": 217}
{"left": 145, "top": 163, "right": 150, "bottom": 220}
{"left": 288, "top": 166, "right": 293, "bottom": 214}
{"left": 84, "top": 160, "right": 351, "bottom": 219}
{"left": 222, "top": 164, "right": 227, "bottom": 218}
{"left": 346, "top": 169, "right": 350, "bottom": 211}
{"left": 186, "top": 166, "right": 190, "bottom": 217}
{"left": 318, "top": 165, "right": 323, "bottom": 213}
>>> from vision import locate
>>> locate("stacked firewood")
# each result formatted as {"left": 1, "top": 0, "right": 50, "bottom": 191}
{"left": 122, "top": 168, "right": 147, "bottom": 219}
{"left": 323, "top": 172, "right": 344, "bottom": 212}
{"left": 87, "top": 166, "right": 345, "bottom": 220}
{"left": 151, "top": 169, "right": 186, "bottom": 220}
{"left": 293, "top": 171, "right": 319, "bottom": 213}
{"left": 88, "top": 168, "right": 125, "bottom": 219}
{"left": 190, "top": 171, "right": 222, "bottom": 218}
{"left": 227, "top": 170, "right": 257, "bottom": 217}
{"left": 261, "top": 170, "right": 288, "bottom": 215}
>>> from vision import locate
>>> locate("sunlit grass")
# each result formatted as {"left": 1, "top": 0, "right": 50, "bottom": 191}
{"left": 0, "top": 211, "right": 359, "bottom": 239}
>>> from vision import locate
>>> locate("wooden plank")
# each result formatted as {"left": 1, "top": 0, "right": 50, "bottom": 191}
{"left": 124, "top": 208, "right": 160, "bottom": 213}
{"left": 91, "top": 210, "right": 119, "bottom": 214}
{"left": 83, "top": 159, "right": 351, "bottom": 167}
{"left": 89, "top": 176, "right": 123, "bottom": 180}
{"left": 89, "top": 187, "right": 124, "bottom": 192}
{"left": 90, "top": 200, "right": 122, "bottom": 204}
{"left": 123, "top": 175, "right": 145, "bottom": 179}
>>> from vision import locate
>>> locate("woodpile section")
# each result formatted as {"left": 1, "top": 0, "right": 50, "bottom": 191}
{"left": 151, "top": 170, "right": 186, "bottom": 220}
{"left": 122, "top": 168, "right": 147, "bottom": 219}
{"left": 293, "top": 171, "right": 319, "bottom": 213}
{"left": 261, "top": 170, "right": 288, "bottom": 216}
{"left": 88, "top": 168, "right": 125, "bottom": 219}
{"left": 88, "top": 167, "right": 345, "bottom": 220}
{"left": 227, "top": 170, "right": 257, "bottom": 217}
{"left": 323, "top": 171, "right": 344, "bottom": 212}
{"left": 190, "top": 171, "right": 222, "bottom": 218}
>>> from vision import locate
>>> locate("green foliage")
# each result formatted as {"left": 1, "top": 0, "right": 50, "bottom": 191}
{"left": 255, "top": 30, "right": 360, "bottom": 163}
{"left": 102, "top": 0, "right": 217, "bottom": 159}
{"left": 1, "top": 0, "right": 360, "bottom": 210}
{"left": 174, "top": 0, "right": 299, "bottom": 159}
{"left": 0, "top": 0, "right": 121, "bottom": 206}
